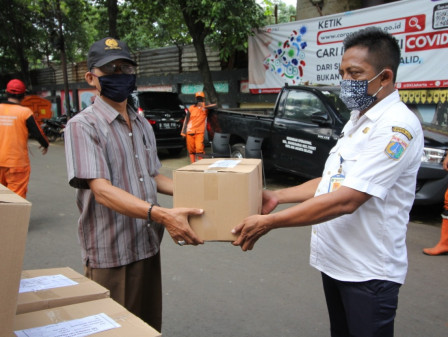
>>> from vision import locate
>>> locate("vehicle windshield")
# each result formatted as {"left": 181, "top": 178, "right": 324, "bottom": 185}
{"left": 138, "top": 92, "right": 184, "bottom": 111}
{"left": 321, "top": 89, "right": 351, "bottom": 122}
{"left": 407, "top": 102, "right": 448, "bottom": 138}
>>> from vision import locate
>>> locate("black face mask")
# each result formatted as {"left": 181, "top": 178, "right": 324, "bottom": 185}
{"left": 98, "top": 74, "right": 136, "bottom": 102}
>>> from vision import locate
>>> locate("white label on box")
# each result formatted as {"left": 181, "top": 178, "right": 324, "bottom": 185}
{"left": 15, "top": 313, "right": 121, "bottom": 337}
{"left": 19, "top": 274, "right": 78, "bottom": 293}
{"left": 208, "top": 160, "right": 241, "bottom": 168}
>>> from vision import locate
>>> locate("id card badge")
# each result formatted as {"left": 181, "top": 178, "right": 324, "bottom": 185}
{"left": 328, "top": 155, "right": 345, "bottom": 192}
{"left": 328, "top": 174, "right": 345, "bottom": 192}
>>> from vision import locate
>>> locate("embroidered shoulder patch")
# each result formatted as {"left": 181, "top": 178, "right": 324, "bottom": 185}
{"left": 385, "top": 135, "right": 409, "bottom": 160}
{"left": 392, "top": 126, "right": 413, "bottom": 140}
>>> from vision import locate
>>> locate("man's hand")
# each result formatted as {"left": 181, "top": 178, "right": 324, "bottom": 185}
{"left": 230, "top": 190, "right": 276, "bottom": 251}
{"left": 231, "top": 214, "right": 271, "bottom": 251}
{"left": 87, "top": 178, "right": 204, "bottom": 246}
{"left": 262, "top": 189, "right": 279, "bottom": 214}
{"left": 159, "top": 207, "right": 205, "bottom": 246}
{"left": 40, "top": 146, "right": 48, "bottom": 155}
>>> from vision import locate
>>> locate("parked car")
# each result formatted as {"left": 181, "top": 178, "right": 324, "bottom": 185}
{"left": 207, "top": 85, "right": 448, "bottom": 205}
{"left": 130, "top": 91, "right": 187, "bottom": 155}
{"left": 407, "top": 102, "right": 448, "bottom": 205}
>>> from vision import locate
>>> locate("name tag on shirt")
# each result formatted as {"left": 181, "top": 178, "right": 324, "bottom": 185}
{"left": 328, "top": 174, "right": 345, "bottom": 192}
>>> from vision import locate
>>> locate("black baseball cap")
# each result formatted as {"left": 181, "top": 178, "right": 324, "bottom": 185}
{"left": 87, "top": 37, "right": 137, "bottom": 70}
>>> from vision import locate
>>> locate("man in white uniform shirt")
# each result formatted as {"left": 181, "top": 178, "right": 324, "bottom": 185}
{"left": 232, "top": 27, "right": 424, "bottom": 337}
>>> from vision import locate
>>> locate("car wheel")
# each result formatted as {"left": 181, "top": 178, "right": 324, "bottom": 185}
{"left": 231, "top": 143, "right": 245, "bottom": 158}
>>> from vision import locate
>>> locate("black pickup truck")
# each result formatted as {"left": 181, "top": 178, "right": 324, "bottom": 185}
{"left": 207, "top": 85, "right": 448, "bottom": 205}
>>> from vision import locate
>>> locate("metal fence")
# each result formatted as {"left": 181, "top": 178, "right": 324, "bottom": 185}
{"left": 29, "top": 44, "right": 222, "bottom": 87}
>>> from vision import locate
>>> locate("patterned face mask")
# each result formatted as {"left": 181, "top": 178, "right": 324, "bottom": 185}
{"left": 339, "top": 70, "right": 385, "bottom": 111}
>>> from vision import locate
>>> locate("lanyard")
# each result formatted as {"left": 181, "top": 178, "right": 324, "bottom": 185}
{"left": 329, "top": 155, "right": 345, "bottom": 193}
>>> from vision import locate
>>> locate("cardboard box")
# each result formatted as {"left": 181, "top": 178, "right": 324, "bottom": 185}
{"left": 14, "top": 298, "right": 161, "bottom": 336}
{"left": 0, "top": 184, "right": 31, "bottom": 337}
{"left": 173, "top": 158, "right": 262, "bottom": 241}
{"left": 17, "top": 267, "right": 110, "bottom": 314}
{"left": 0, "top": 183, "right": 12, "bottom": 193}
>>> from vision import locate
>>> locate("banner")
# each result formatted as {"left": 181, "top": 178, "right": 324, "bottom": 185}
{"left": 249, "top": 0, "right": 448, "bottom": 93}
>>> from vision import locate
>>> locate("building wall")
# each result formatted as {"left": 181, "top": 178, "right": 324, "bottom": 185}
{"left": 295, "top": 0, "right": 399, "bottom": 20}
{"left": 296, "top": 0, "right": 363, "bottom": 20}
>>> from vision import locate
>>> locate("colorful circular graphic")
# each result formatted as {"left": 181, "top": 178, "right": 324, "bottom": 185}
{"left": 264, "top": 26, "right": 308, "bottom": 84}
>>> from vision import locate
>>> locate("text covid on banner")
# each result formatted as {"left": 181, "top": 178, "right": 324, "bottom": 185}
{"left": 248, "top": 0, "right": 448, "bottom": 93}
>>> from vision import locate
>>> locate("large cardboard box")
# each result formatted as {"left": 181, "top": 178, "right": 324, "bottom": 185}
{"left": 173, "top": 158, "right": 262, "bottom": 241}
{"left": 0, "top": 184, "right": 31, "bottom": 337}
{"left": 17, "top": 267, "right": 110, "bottom": 314}
{"left": 14, "top": 298, "right": 162, "bottom": 336}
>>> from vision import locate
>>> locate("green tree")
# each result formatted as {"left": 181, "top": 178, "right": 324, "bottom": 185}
{"left": 109, "top": 0, "right": 267, "bottom": 105}
{"left": 0, "top": 0, "right": 96, "bottom": 85}
{"left": 0, "top": 0, "right": 38, "bottom": 84}
{"left": 277, "top": 1, "right": 296, "bottom": 23}
{"left": 176, "top": 0, "right": 266, "bottom": 105}
{"left": 259, "top": 0, "right": 297, "bottom": 25}
{"left": 89, "top": 0, "right": 119, "bottom": 38}
{"left": 1, "top": 0, "right": 269, "bottom": 101}
{"left": 117, "top": 0, "right": 190, "bottom": 51}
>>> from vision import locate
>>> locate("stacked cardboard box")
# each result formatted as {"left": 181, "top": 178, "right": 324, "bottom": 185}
{"left": 174, "top": 158, "right": 263, "bottom": 241}
{"left": 14, "top": 298, "right": 162, "bottom": 336}
{"left": 0, "top": 184, "right": 32, "bottom": 336}
{"left": 0, "top": 184, "right": 162, "bottom": 336}
{"left": 17, "top": 267, "right": 110, "bottom": 314}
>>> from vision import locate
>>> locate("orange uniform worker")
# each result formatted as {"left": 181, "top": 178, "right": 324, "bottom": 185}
{"left": 181, "top": 91, "right": 215, "bottom": 162}
{"left": 0, "top": 79, "right": 49, "bottom": 198}
{"left": 423, "top": 153, "right": 448, "bottom": 256}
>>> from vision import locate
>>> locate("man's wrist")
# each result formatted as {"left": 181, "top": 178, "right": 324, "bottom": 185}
{"left": 147, "top": 203, "right": 158, "bottom": 224}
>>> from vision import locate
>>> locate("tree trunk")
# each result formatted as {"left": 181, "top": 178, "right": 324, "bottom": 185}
{"left": 108, "top": 0, "right": 119, "bottom": 38}
{"left": 17, "top": 33, "right": 30, "bottom": 87}
{"left": 8, "top": 4, "right": 30, "bottom": 86}
{"left": 192, "top": 41, "right": 219, "bottom": 105}
{"left": 178, "top": 0, "right": 219, "bottom": 106}
{"left": 56, "top": 0, "right": 71, "bottom": 118}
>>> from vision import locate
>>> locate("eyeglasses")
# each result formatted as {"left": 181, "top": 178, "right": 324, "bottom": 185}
{"left": 95, "top": 63, "right": 136, "bottom": 75}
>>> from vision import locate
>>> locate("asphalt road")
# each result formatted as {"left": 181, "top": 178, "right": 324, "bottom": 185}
{"left": 23, "top": 140, "right": 447, "bottom": 337}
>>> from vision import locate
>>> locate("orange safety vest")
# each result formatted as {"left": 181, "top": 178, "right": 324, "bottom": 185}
{"left": 185, "top": 104, "right": 208, "bottom": 134}
{"left": 0, "top": 103, "right": 33, "bottom": 167}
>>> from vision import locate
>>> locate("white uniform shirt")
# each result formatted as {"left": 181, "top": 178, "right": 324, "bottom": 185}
{"left": 310, "top": 90, "right": 424, "bottom": 284}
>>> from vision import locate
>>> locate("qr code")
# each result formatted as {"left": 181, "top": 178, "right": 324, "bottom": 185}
{"left": 433, "top": 4, "right": 448, "bottom": 29}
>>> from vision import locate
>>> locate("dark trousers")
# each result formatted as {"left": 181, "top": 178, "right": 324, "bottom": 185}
{"left": 85, "top": 252, "right": 162, "bottom": 332}
{"left": 321, "top": 272, "right": 401, "bottom": 337}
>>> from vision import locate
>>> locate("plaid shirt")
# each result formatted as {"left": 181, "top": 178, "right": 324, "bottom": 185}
{"left": 65, "top": 96, "right": 164, "bottom": 268}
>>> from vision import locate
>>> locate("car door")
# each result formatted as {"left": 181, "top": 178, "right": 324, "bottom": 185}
{"left": 270, "top": 88, "right": 339, "bottom": 178}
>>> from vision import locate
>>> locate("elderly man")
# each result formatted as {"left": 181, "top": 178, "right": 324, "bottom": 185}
{"left": 65, "top": 37, "right": 203, "bottom": 331}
